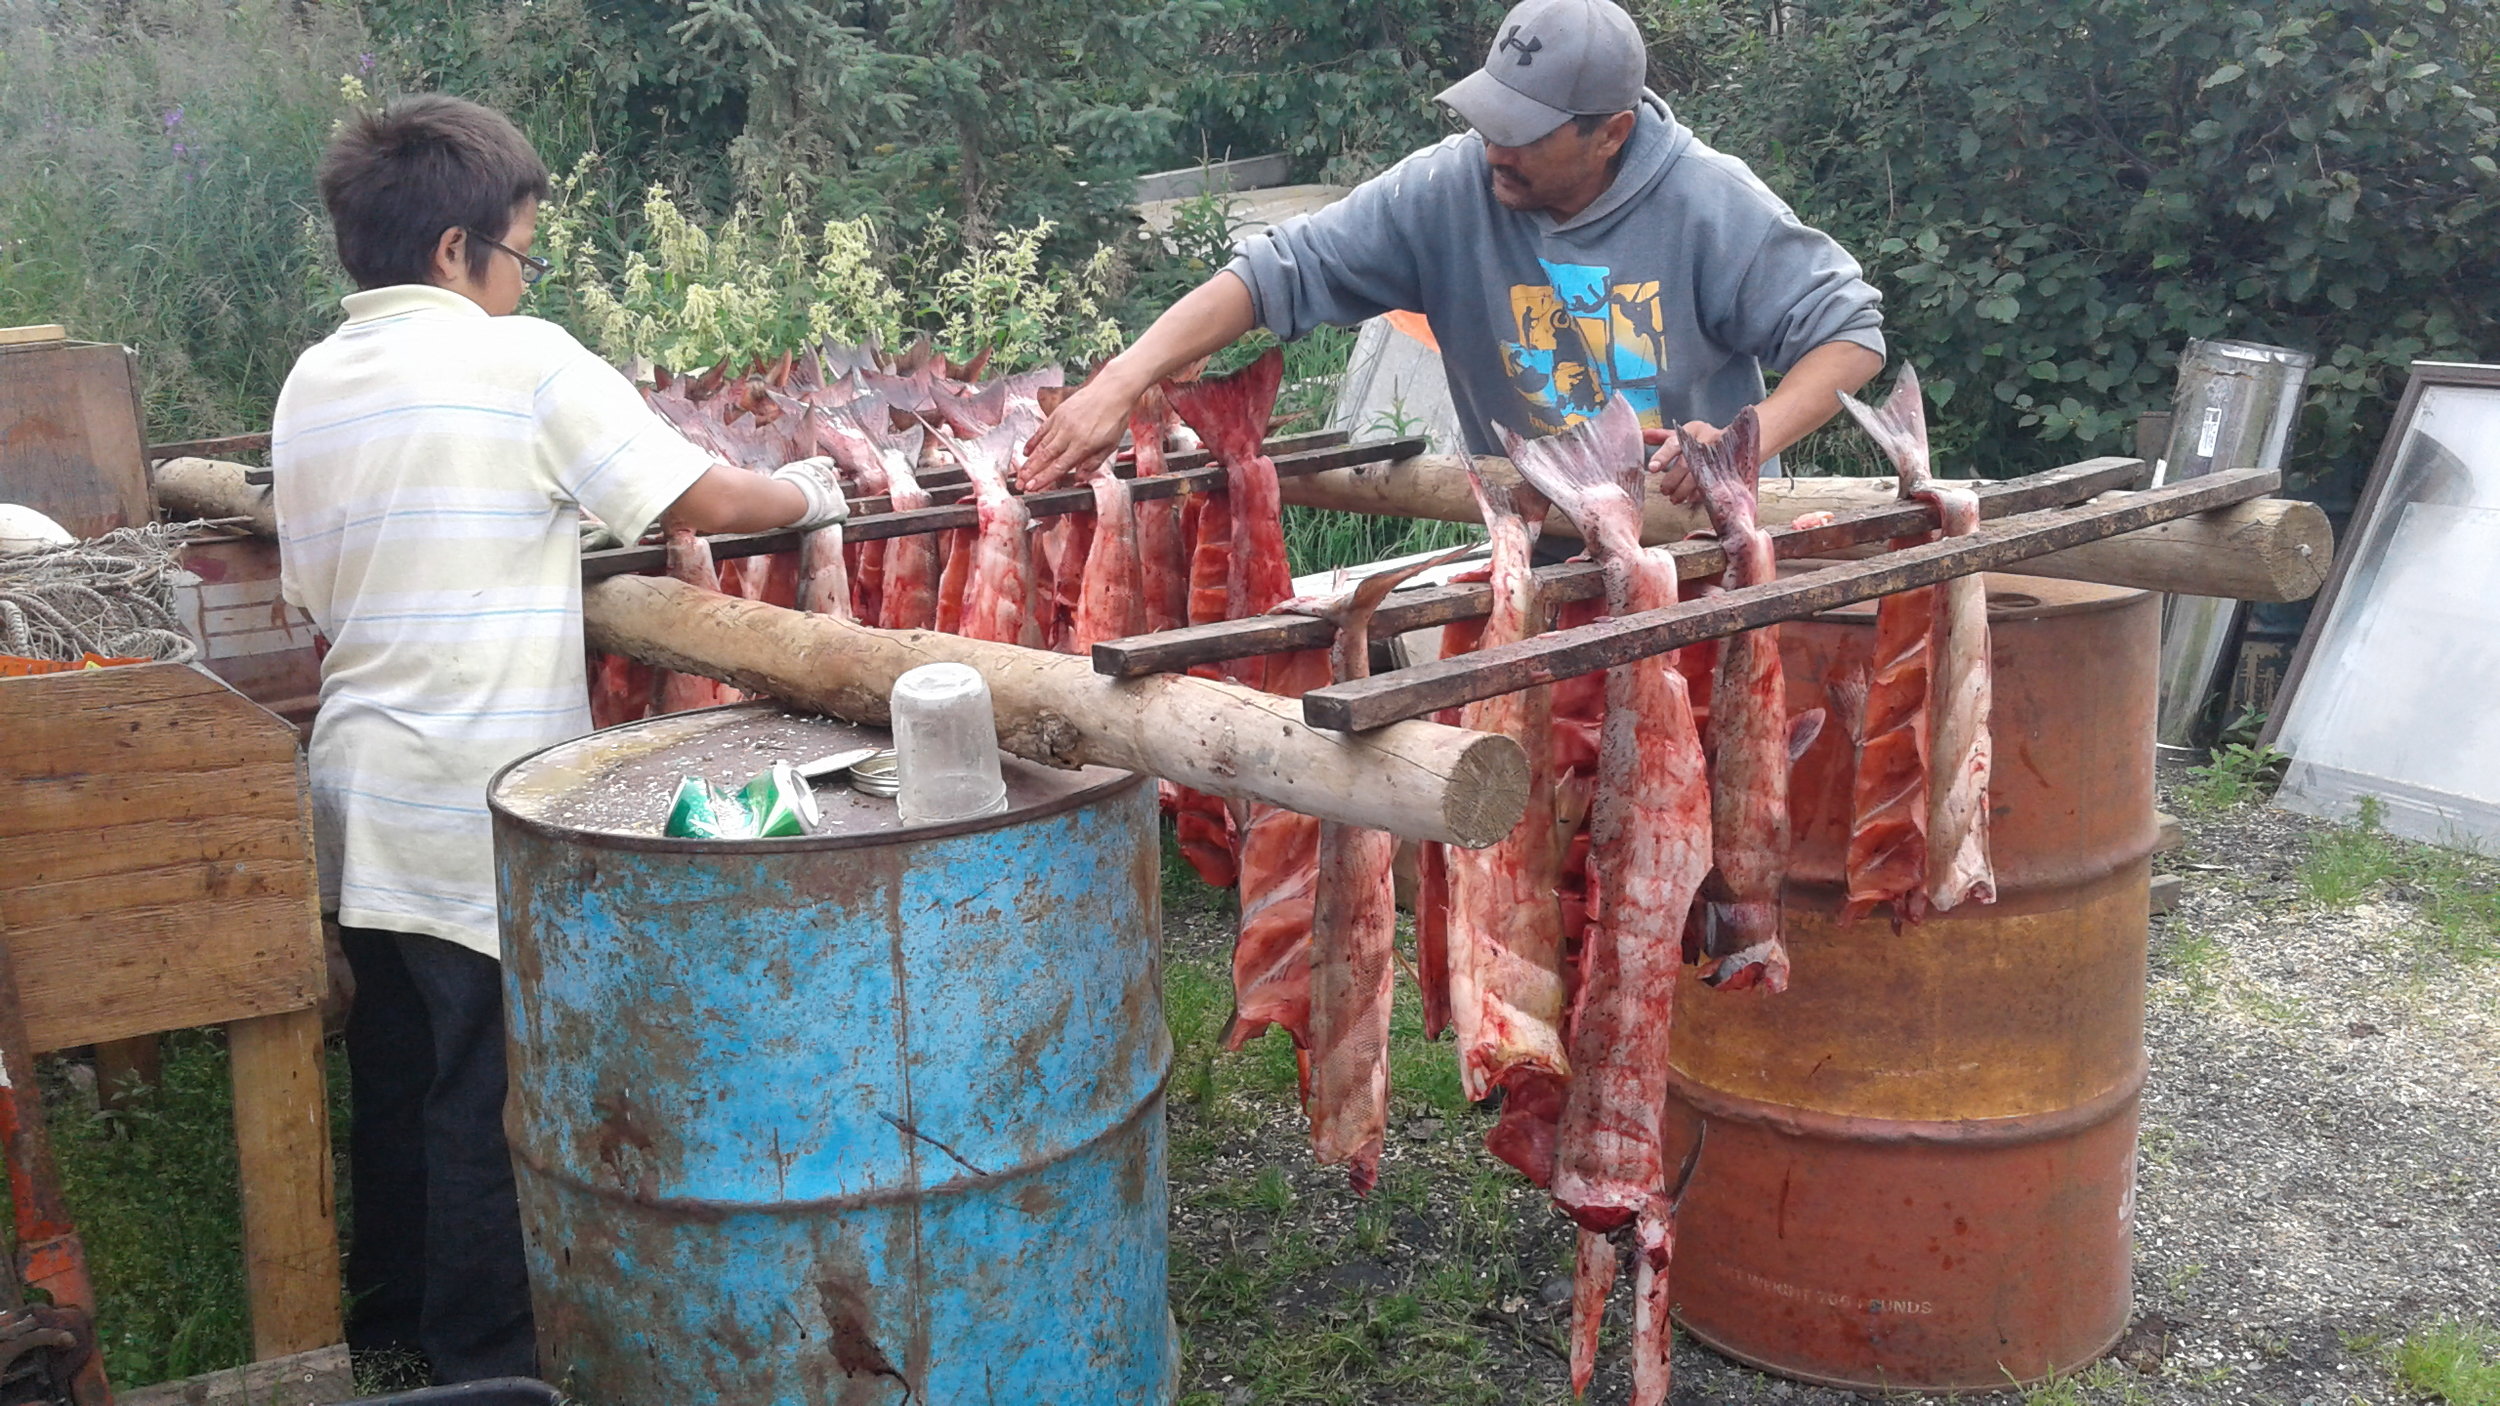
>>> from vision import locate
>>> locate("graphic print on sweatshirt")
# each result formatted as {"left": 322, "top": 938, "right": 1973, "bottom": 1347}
{"left": 1501, "top": 259, "right": 1667, "bottom": 434}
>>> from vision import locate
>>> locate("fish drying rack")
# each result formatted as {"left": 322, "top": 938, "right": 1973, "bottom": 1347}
{"left": 585, "top": 429, "right": 2281, "bottom": 730}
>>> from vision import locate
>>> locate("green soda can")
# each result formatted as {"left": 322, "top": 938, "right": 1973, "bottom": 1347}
{"left": 664, "top": 775, "right": 753, "bottom": 840}
{"left": 737, "top": 760, "right": 820, "bottom": 839}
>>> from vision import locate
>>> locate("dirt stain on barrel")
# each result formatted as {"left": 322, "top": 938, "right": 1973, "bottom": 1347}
{"left": 817, "top": 1273, "right": 910, "bottom": 1402}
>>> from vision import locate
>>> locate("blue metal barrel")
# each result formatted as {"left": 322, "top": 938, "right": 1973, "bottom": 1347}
{"left": 488, "top": 705, "right": 1172, "bottom": 1405}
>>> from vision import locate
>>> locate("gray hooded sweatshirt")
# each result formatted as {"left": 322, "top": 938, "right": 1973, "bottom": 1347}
{"left": 1227, "top": 93, "right": 1885, "bottom": 461}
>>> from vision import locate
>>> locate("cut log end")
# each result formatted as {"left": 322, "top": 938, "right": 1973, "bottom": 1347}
{"left": 1440, "top": 730, "right": 1532, "bottom": 851}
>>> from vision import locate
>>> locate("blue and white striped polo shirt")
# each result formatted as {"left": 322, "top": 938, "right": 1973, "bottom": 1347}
{"left": 275, "top": 285, "right": 712, "bottom": 957}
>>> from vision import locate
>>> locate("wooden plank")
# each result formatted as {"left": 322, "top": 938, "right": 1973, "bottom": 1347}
{"left": 0, "top": 759, "right": 306, "bottom": 838}
{"left": 0, "top": 340, "right": 151, "bottom": 538}
{"left": 7, "top": 814, "right": 310, "bottom": 887}
{"left": 890, "top": 426, "right": 1349, "bottom": 504}
{"left": 3, "top": 697, "right": 299, "bottom": 778}
{"left": 0, "top": 324, "right": 68, "bottom": 346}
{"left": 228, "top": 1007, "right": 345, "bottom": 1360}
{"left": 145, "top": 432, "right": 271, "bottom": 462}
{"left": 2155, "top": 811, "right": 2184, "bottom": 854}
{"left": 0, "top": 659, "right": 239, "bottom": 713}
{"left": 118, "top": 1344, "right": 353, "bottom": 1406}
{"left": 1303, "top": 468, "right": 2280, "bottom": 731}
{"left": 11, "top": 895, "right": 324, "bottom": 1050}
{"left": 578, "top": 434, "right": 1424, "bottom": 581}
{"left": 1094, "top": 456, "right": 2150, "bottom": 678}
{"left": 2149, "top": 873, "right": 2184, "bottom": 916}
{"left": 5, "top": 855, "right": 305, "bottom": 926}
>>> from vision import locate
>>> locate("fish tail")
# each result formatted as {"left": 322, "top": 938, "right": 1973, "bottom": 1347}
{"left": 1167, "top": 347, "right": 1284, "bottom": 465}
{"left": 1500, "top": 395, "right": 1647, "bottom": 537}
{"left": 1837, "top": 364, "right": 1932, "bottom": 492}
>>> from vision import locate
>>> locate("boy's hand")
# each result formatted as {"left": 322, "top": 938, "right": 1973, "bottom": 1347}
{"left": 771, "top": 456, "right": 849, "bottom": 530}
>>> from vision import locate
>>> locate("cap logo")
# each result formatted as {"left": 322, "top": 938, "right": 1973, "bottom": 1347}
{"left": 1499, "top": 24, "right": 1543, "bottom": 65}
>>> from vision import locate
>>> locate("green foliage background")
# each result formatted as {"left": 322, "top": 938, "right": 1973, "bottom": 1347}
{"left": 2, "top": 0, "right": 2494, "bottom": 496}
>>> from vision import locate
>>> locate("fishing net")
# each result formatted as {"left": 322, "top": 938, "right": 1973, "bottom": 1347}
{"left": 0, "top": 523, "right": 207, "bottom": 665}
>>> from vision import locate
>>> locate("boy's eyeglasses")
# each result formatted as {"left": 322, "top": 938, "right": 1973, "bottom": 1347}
{"left": 469, "top": 230, "right": 552, "bottom": 286}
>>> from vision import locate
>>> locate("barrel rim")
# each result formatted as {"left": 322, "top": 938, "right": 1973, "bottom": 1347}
{"left": 1803, "top": 571, "right": 2147, "bottom": 626}
{"left": 486, "top": 710, "right": 1146, "bottom": 854}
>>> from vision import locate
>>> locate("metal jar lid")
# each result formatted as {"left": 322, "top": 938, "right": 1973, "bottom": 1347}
{"left": 847, "top": 750, "right": 901, "bottom": 797}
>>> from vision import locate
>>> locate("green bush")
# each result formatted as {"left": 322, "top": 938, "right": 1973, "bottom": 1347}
{"left": 1684, "top": 0, "right": 2500, "bottom": 481}
{"left": 0, "top": 0, "right": 383, "bottom": 439}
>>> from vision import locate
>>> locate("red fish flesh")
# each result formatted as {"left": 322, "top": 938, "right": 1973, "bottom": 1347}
{"left": 1506, "top": 397, "right": 1711, "bottom": 1406}
{"left": 1071, "top": 457, "right": 1146, "bottom": 650}
{"left": 1298, "top": 548, "right": 1472, "bottom": 1192}
{"left": 653, "top": 524, "right": 740, "bottom": 711}
{"left": 1840, "top": 366, "right": 1996, "bottom": 912}
{"left": 949, "top": 426, "right": 1041, "bottom": 648}
{"left": 1172, "top": 352, "right": 1320, "bottom": 1043}
{"left": 1128, "top": 389, "right": 1190, "bottom": 635}
{"left": 1444, "top": 471, "right": 1571, "bottom": 1172}
{"left": 1686, "top": 410, "right": 1824, "bottom": 993}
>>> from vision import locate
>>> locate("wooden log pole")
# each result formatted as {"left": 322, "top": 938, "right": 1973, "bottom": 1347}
{"left": 582, "top": 575, "right": 1529, "bottom": 847}
{"left": 1280, "top": 454, "right": 2332, "bottom": 603}
{"left": 153, "top": 456, "right": 277, "bottom": 537}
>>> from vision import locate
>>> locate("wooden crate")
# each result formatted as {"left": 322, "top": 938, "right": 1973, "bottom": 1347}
{"left": 0, "top": 660, "right": 344, "bottom": 1385}
{"left": 0, "top": 337, "right": 152, "bottom": 539}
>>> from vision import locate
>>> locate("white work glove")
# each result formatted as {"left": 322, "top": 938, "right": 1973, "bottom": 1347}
{"left": 771, "top": 456, "right": 849, "bottom": 531}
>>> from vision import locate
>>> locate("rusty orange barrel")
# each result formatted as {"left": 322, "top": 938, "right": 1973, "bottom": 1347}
{"left": 1665, "top": 573, "right": 2154, "bottom": 1392}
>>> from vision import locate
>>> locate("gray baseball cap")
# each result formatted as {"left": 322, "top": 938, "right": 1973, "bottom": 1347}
{"left": 1436, "top": 0, "right": 1647, "bottom": 148}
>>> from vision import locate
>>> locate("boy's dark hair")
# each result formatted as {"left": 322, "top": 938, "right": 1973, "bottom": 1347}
{"left": 317, "top": 94, "right": 550, "bottom": 291}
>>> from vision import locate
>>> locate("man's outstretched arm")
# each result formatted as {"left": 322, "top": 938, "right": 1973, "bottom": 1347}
{"left": 1022, "top": 272, "right": 1258, "bottom": 486}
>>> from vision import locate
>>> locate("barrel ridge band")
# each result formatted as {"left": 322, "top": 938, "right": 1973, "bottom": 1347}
{"left": 513, "top": 1068, "right": 1172, "bottom": 1217}
{"left": 1663, "top": 1056, "right": 2147, "bottom": 1148}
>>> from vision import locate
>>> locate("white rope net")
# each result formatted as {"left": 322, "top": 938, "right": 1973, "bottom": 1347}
{"left": 0, "top": 523, "right": 208, "bottom": 664}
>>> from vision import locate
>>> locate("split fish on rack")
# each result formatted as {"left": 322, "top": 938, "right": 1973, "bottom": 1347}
{"left": 1686, "top": 410, "right": 1823, "bottom": 993}
{"left": 1442, "top": 469, "right": 1573, "bottom": 1187}
{"left": 1507, "top": 396, "right": 1713, "bottom": 1406}
{"left": 1838, "top": 365, "right": 1996, "bottom": 913}
{"left": 1288, "top": 545, "right": 1477, "bottom": 1193}
{"left": 1170, "top": 352, "right": 1317, "bottom": 1051}
{"left": 1127, "top": 388, "right": 1191, "bottom": 634}
{"left": 1071, "top": 451, "right": 1147, "bottom": 650}
{"left": 947, "top": 423, "right": 1042, "bottom": 649}
{"left": 652, "top": 523, "right": 742, "bottom": 711}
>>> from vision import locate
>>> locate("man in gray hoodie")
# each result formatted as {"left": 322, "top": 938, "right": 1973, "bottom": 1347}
{"left": 1023, "top": 0, "right": 1886, "bottom": 495}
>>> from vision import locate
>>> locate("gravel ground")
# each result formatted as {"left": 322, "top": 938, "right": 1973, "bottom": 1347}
{"left": 1168, "top": 768, "right": 2500, "bottom": 1405}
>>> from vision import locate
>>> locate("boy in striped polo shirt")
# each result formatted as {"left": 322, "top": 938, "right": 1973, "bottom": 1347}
{"left": 274, "top": 95, "right": 846, "bottom": 1383}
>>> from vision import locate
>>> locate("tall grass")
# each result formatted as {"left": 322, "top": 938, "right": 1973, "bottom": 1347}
{"left": 0, "top": 0, "right": 383, "bottom": 439}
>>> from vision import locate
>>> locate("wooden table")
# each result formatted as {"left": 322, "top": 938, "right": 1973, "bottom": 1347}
{"left": 0, "top": 661, "right": 346, "bottom": 1400}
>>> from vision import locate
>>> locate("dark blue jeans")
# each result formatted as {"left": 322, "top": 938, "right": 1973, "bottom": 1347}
{"left": 339, "top": 927, "right": 535, "bottom": 1384}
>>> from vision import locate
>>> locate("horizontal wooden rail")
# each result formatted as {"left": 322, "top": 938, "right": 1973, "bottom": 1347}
{"left": 1091, "top": 456, "right": 2152, "bottom": 678}
{"left": 579, "top": 435, "right": 1424, "bottom": 581}
{"left": 1299, "top": 467, "right": 2275, "bottom": 732}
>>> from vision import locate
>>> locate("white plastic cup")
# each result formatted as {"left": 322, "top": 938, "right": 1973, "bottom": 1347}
{"left": 890, "top": 662, "right": 1009, "bottom": 825}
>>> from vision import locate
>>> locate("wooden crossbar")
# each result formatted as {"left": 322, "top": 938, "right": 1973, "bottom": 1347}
{"left": 1299, "top": 466, "right": 2277, "bottom": 732}
{"left": 1090, "top": 456, "right": 2152, "bottom": 679}
{"left": 579, "top": 434, "right": 1423, "bottom": 582}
